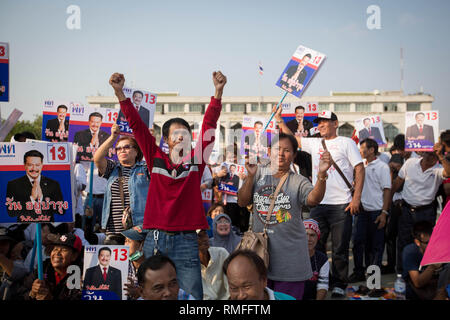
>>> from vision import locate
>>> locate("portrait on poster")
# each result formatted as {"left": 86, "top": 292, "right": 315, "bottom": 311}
{"left": 0, "top": 142, "right": 75, "bottom": 223}
{"left": 355, "top": 115, "right": 387, "bottom": 147}
{"left": 68, "top": 106, "right": 116, "bottom": 161}
{"left": 281, "top": 102, "right": 319, "bottom": 137}
{"left": 82, "top": 245, "right": 129, "bottom": 300}
{"left": 42, "top": 100, "right": 83, "bottom": 142}
{"left": 117, "top": 87, "right": 157, "bottom": 135}
{"left": 241, "top": 116, "right": 275, "bottom": 159}
{"left": 405, "top": 111, "right": 438, "bottom": 151}
{"left": 276, "top": 45, "right": 326, "bottom": 98}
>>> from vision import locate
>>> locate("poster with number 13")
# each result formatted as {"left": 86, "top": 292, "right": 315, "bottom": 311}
{"left": 0, "top": 142, "right": 75, "bottom": 223}
{"left": 405, "top": 111, "right": 439, "bottom": 152}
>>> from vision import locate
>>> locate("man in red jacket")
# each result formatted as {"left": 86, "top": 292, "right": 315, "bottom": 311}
{"left": 109, "top": 71, "right": 227, "bottom": 300}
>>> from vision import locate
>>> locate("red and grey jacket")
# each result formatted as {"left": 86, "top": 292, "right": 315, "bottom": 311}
{"left": 119, "top": 96, "right": 221, "bottom": 231}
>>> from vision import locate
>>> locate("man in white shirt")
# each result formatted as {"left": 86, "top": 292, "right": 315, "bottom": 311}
{"left": 349, "top": 139, "right": 391, "bottom": 283}
{"left": 391, "top": 150, "right": 450, "bottom": 273}
{"left": 275, "top": 109, "right": 365, "bottom": 298}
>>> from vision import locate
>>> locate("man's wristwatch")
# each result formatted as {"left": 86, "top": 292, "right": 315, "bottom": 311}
{"left": 317, "top": 173, "right": 328, "bottom": 181}
{"left": 381, "top": 209, "right": 389, "bottom": 216}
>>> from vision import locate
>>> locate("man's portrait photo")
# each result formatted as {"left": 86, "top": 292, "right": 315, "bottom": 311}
{"left": 73, "top": 112, "right": 110, "bottom": 161}
{"left": 358, "top": 118, "right": 383, "bottom": 144}
{"left": 45, "top": 105, "right": 70, "bottom": 142}
{"left": 84, "top": 247, "right": 122, "bottom": 299}
{"left": 286, "top": 105, "right": 314, "bottom": 137}
{"left": 243, "top": 121, "right": 269, "bottom": 158}
{"left": 406, "top": 112, "right": 435, "bottom": 143}
{"left": 118, "top": 90, "right": 151, "bottom": 128}
{"left": 279, "top": 54, "right": 311, "bottom": 94}
{"left": 5, "top": 150, "right": 65, "bottom": 222}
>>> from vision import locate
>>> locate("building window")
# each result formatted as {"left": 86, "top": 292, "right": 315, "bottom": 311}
{"left": 156, "top": 104, "right": 163, "bottom": 113}
{"left": 334, "top": 103, "right": 350, "bottom": 112}
{"left": 169, "top": 104, "right": 184, "bottom": 112}
{"left": 189, "top": 104, "right": 202, "bottom": 113}
{"left": 338, "top": 123, "right": 354, "bottom": 137}
{"left": 100, "top": 103, "right": 116, "bottom": 109}
{"left": 251, "top": 104, "right": 258, "bottom": 112}
{"left": 230, "top": 104, "right": 245, "bottom": 112}
{"left": 319, "top": 103, "right": 329, "bottom": 111}
{"left": 383, "top": 103, "right": 397, "bottom": 112}
{"left": 383, "top": 123, "right": 399, "bottom": 144}
{"left": 355, "top": 103, "right": 371, "bottom": 112}
{"left": 407, "top": 103, "right": 420, "bottom": 111}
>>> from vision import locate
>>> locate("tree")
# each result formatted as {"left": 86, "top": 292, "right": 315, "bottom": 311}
{"left": 4, "top": 114, "right": 43, "bottom": 142}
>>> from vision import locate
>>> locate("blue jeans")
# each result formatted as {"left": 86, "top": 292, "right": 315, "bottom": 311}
{"left": 310, "top": 204, "right": 352, "bottom": 290}
{"left": 353, "top": 210, "right": 385, "bottom": 273}
{"left": 143, "top": 230, "right": 203, "bottom": 300}
{"left": 397, "top": 203, "right": 436, "bottom": 273}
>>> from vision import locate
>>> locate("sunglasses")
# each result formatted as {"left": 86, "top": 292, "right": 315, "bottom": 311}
{"left": 115, "top": 144, "right": 135, "bottom": 153}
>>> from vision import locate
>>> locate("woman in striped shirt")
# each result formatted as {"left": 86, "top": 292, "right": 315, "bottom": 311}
{"left": 94, "top": 124, "right": 150, "bottom": 245}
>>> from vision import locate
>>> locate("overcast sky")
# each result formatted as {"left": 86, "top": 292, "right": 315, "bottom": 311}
{"left": 1, "top": 0, "right": 449, "bottom": 129}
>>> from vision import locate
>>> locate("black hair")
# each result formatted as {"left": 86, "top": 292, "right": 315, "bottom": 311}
{"left": 222, "top": 249, "right": 267, "bottom": 280}
{"left": 23, "top": 150, "right": 44, "bottom": 164}
{"left": 360, "top": 138, "right": 378, "bottom": 155}
{"left": 440, "top": 130, "right": 450, "bottom": 147}
{"left": 206, "top": 202, "right": 225, "bottom": 217}
{"left": 230, "top": 164, "right": 236, "bottom": 169}
{"left": 303, "top": 54, "right": 312, "bottom": 59}
{"left": 116, "top": 136, "right": 144, "bottom": 162}
{"left": 412, "top": 221, "right": 433, "bottom": 240}
{"left": 98, "top": 247, "right": 112, "bottom": 257}
{"left": 254, "top": 121, "right": 263, "bottom": 127}
{"left": 162, "top": 118, "right": 191, "bottom": 139}
{"left": 295, "top": 106, "right": 305, "bottom": 112}
{"left": 363, "top": 118, "right": 371, "bottom": 123}
{"left": 393, "top": 134, "right": 405, "bottom": 151}
{"left": 57, "top": 105, "right": 68, "bottom": 112}
{"left": 415, "top": 112, "right": 425, "bottom": 119}
{"left": 132, "top": 90, "right": 143, "bottom": 97}
{"left": 89, "top": 112, "right": 103, "bottom": 121}
{"left": 137, "top": 255, "right": 177, "bottom": 285}
{"left": 270, "top": 133, "right": 299, "bottom": 154}
{"left": 21, "top": 132, "right": 36, "bottom": 140}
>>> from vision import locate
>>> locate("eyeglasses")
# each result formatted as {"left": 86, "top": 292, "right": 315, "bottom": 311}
{"left": 115, "top": 145, "right": 134, "bottom": 153}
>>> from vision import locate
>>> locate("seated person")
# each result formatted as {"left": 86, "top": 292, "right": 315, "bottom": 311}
{"left": 209, "top": 213, "right": 241, "bottom": 254}
{"left": 402, "top": 221, "right": 442, "bottom": 300}
{"left": 302, "top": 219, "right": 329, "bottom": 300}
{"left": 136, "top": 255, "right": 195, "bottom": 300}
{"left": 222, "top": 249, "right": 295, "bottom": 300}
{"left": 27, "top": 233, "right": 83, "bottom": 300}
{"left": 197, "top": 230, "right": 230, "bottom": 300}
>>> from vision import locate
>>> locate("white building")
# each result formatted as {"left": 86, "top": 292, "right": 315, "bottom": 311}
{"left": 87, "top": 90, "right": 433, "bottom": 151}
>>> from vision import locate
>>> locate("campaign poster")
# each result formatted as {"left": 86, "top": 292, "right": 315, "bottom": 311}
{"left": 82, "top": 245, "right": 129, "bottom": 300}
{"left": 241, "top": 116, "right": 275, "bottom": 159}
{"left": 0, "top": 142, "right": 75, "bottom": 223}
{"left": 281, "top": 102, "right": 319, "bottom": 137}
{"left": 202, "top": 188, "right": 213, "bottom": 213}
{"left": 0, "top": 42, "right": 9, "bottom": 102}
{"left": 117, "top": 87, "right": 157, "bottom": 136}
{"left": 68, "top": 105, "right": 117, "bottom": 162}
{"left": 42, "top": 100, "right": 83, "bottom": 142}
{"left": 405, "top": 111, "right": 439, "bottom": 152}
{"left": 355, "top": 115, "right": 387, "bottom": 147}
{"left": 276, "top": 45, "right": 326, "bottom": 98}
{"left": 217, "top": 162, "right": 245, "bottom": 196}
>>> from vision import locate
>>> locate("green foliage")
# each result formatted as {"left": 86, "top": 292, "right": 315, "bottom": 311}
{"left": 4, "top": 114, "right": 43, "bottom": 142}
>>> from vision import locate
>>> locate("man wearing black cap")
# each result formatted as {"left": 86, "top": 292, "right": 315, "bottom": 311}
{"left": 275, "top": 109, "right": 365, "bottom": 298}
{"left": 28, "top": 233, "right": 82, "bottom": 300}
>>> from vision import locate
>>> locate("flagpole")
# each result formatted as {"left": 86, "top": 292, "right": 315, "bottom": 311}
{"left": 262, "top": 91, "right": 288, "bottom": 134}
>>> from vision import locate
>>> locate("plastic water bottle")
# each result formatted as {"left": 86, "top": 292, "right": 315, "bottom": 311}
{"left": 394, "top": 274, "right": 406, "bottom": 300}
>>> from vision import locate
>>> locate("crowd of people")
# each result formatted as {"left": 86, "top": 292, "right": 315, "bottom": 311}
{"left": 1, "top": 71, "right": 449, "bottom": 301}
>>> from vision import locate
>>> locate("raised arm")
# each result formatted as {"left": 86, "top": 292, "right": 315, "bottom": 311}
{"left": 94, "top": 123, "right": 120, "bottom": 176}
{"left": 197, "top": 71, "right": 227, "bottom": 165}
{"left": 237, "top": 157, "right": 257, "bottom": 207}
